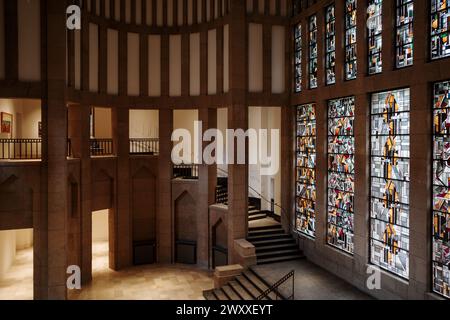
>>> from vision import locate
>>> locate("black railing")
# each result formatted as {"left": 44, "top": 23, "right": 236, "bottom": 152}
{"left": 129, "top": 138, "right": 159, "bottom": 155}
{"left": 173, "top": 164, "right": 199, "bottom": 179}
{"left": 90, "top": 139, "right": 114, "bottom": 156}
{"left": 0, "top": 139, "right": 42, "bottom": 160}
{"left": 257, "top": 270, "right": 295, "bottom": 300}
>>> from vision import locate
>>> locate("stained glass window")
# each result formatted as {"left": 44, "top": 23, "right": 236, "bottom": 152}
{"left": 345, "top": 0, "right": 357, "bottom": 80}
{"left": 370, "top": 89, "right": 410, "bottom": 279}
{"left": 296, "top": 104, "right": 317, "bottom": 238}
{"left": 396, "top": 0, "right": 414, "bottom": 68}
{"left": 432, "top": 80, "right": 450, "bottom": 299}
{"left": 294, "top": 24, "right": 302, "bottom": 93}
{"left": 431, "top": 0, "right": 450, "bottom": 60}
{"left": 327, "top": 97, "right": 355, "bottom": 254}
{"left": 325, "top": 5, "right": 336, "bottom": 85}
{"left": 368, "top": 0, "right": 382, "bottom": 74}
{"left": 309, "top": 15, "right": 318, "bottom": 89}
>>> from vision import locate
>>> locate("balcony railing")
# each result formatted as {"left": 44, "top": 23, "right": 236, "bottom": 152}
{"left": 90, "top": 139, "right": 114, "bottom": 156}
{"left": 129, "top": 138, "right": 159, "bottom": 155}
{"left": 173, "top": 164, "right": 199, "bottom": 179}
{"left": 0, "top": 139, "right": 42, "bottom": 160}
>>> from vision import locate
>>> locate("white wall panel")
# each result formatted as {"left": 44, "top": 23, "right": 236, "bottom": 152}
{"left": 197, "top": 0, "right": 202, "bottom": 23}
{"left": 18, "top": 0, "right": 40, "bottom": 81}
{"left": 148, "top": 35, "right": 161, "bottom": 96}
{"left": 248, "top": 23, "right": 263, "bottom": 93}
{"left": 105, "top": 0, "right": 111, "bottom": 19}
{"left": 146, "top": 0, "right": 152, "bottom": 25}
{"left": 0, "top": 0, "right": 5, "bottom": 79}
{"left": 206, "top": 0, "right": 211, "bottom": 22}
{"left": 169, "top": 35, "right": 182, "bottom": 96}
{"left": 270, "top": 0, "right": 276, "bottom": 15}
{"left": 157, "top": 0, "right": 163, "bottom": 26}
{"left": 127, "top": 33, "right": 140, "bottom": 96}
{"left": 188, "top": 0, "right": 193, "bottom": 25}
{"left": 223, "top": 24, "right": 229, "bottom": 93}
{"left": 107, "top": 29, "right": 119, "bottom": 95}
{"left": 115, "top": 0, "right": 121, "bottom": 21}
{"left": 272, "top": 26, "right": 285, "bottom": 93}
{"left": 75, "top": 30, "right": 81, "bottom": 90}
{"left": 208, "top": 29, "right": 217, "bottom": 95}
{"left": 126, "top": 0, "right": 132, "bottom": 23}
{"left": 136, "top": 0, "right": 142, "bottom": 24}
{"left": 178, "top": 0, "right": 184, "bottom": 26}
{"left": 280, "top": 0, "right": 287, "bottom": 16}
{"left": 189, "top": 33, "right": 200, "bottom": 96}
{"left": 167, "top": 0, "right": 174, "bottom": 26}
{"left": 258, "top": 0, "right": 265, "bottom": 14}
{"left": 89, "top": 23, "right": 99, "bottom": 92}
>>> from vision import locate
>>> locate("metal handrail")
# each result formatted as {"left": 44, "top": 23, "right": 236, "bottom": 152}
{"left": 257, "top": 270, "right": 295, "bottom": 300}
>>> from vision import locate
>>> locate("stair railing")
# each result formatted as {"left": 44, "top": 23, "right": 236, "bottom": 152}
{"left": 256, "top": 270, "right": 295, "bottom": 300}
{"left": 216, "top": 167, "right": 289, "bottom": 217}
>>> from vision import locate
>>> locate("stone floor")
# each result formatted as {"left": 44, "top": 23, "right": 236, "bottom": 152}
{"left": 252, "top": 259, "right": 373, "bottom": 300}
{"left": 0, "top": 247, "right": 33, "bottom": 300}
{"left": 0, "top": 240, "right": 373, "bottom": 300}
{"left": 69, "top": 241, "right": 214, "bottom": 300}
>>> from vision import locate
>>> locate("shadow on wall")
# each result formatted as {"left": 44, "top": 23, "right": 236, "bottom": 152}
{"left": 0, "top": 229, "right": 33, "bottom": 279}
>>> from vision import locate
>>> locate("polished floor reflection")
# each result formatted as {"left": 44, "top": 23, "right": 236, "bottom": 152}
{"left": 68, "top": 241, "right": 214, "bottom": 300}
{"left": 0, "top": 247, "right": 33, "bottom": 300}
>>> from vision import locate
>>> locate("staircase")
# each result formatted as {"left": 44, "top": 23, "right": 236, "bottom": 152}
{"left": 248, "top": 223, "right": 305, "bottom": 265}
{"left": 203, "top": 267, "right": 286, "bottom": 300}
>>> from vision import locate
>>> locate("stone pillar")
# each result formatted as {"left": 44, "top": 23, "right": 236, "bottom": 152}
{"left": 67, "top": 103, "right": 92, "bottom": 284}
{"left": 280, "top": 104, "right": 294, "bottom": 232}
{"left": 111, "top": 107, "right": 132, "bottom": 269}
{"left": 227, "top": 0, "right": 248, "bottom": 264}
{"left": 35, "top": 0, "right": 68, "bottom": 300}
{"left": 158, "top": 109, "right": 173, "bottom": 263}
{"left": 198, "top": 108, "right": 217, "bottom": 268}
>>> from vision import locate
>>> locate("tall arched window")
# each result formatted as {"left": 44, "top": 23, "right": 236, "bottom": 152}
{"left": 432, "top": 80, "right": 450, "bottom": 299}
{"left": 396, "top": 0, "right": 414, "bottom": 68}
{"left": 294, "top": 23, "right": 302, "bottom": 93}
{"left": 431, "top": 0, "right": 450, "bottom": 60}
{"left": 296, "top": 104, "right": 317, "bottom": 238}
{"left": 325, "top": 4, "right": 336, "bottom": 85}
{"left": 370, "top": 88, "right": 410, "bottom": 279}
{"left": 345, "top": 0, "right": 357, "bottom": 80}
{"left": 368, "top": 0, "right": 382, "bottom": 74}
{"left": 309, "top": 15, "right": 318, "bottom": 89}
{"left": 327, "top": 97, "right": 355, "bottom": 254}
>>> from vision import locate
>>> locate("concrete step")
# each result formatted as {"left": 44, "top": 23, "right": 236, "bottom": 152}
{"left": 229, "top": 281, "right": 253, "bottom": 300}
{"left": 249, "top": 213, "right": 267, "bottom": 221}
{"left": 255, "top": 243, "right": 299, "bottom": 254}
{"left": 249, "top": 224, "right": 283, "bottom": 232}
{"left": 257, "top": 254, "right": 305, "bottom": 265}
{"left": 251, "top": 237, "right": 296, "bottom": 247}
{"left": 203, "top": 290, "right": 217, "bottom": 300}
{"left": 221, "top": 285, "right": 242, "bottom": 300}
{"left": 213, "top": 289, "right": 230, "bottom": 300}
{"left": 247, "top": 268, "right": 288, "bottom": 300}
{"left": 247, "top": 233, "right": 292, "bottom": 242}
{"left": 248, "top": 228, "right": 285, "bottom": 237}
{"left": 235, "top": 275, "right": 263, "bottom": 299}
{"left": 257, "top": 248, "right": 302, "bottom": 259}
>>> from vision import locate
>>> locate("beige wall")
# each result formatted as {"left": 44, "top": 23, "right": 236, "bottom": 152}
{"left": 0, "top": 99, "right": 41, "bottom": 139}
{"left": 173, "top": 109, "right": 198, "bottom": 163}
{"left": 93, "top": 107, "right": 112, "bottom": 139}
{"left": 248, "top": 24, "right": 263, "bottom": 93}
{"left": 0, "top": 0, "right": 4, "bottom": 80}
{"left": 92, "top": 210, "right": 109, "bottom": 242}
{"left": 0, "top": 229, "right": 33, "bottom": 279}
{"left": 18, "top": 0, "right": 41, "bottom": 82}
{"left": 129, "top": 110, "right": 159, "bottom": 139}
{"left": 248, "top": 107, "right": 281, "bottom": 213}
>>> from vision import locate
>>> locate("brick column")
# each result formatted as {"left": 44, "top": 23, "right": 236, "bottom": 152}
{"left": 35, "top": 0, "right": 68, "bottom": 300}
{"left": 112, "top": 107, "right": 132, "bottom": 269}
{"left": 227, "top": 0, "right": 248, "bottom": 264}
{"left": 158, "top": 109, "right": 173, "bottom": 263}
{"left": 198, "top": 108, "right": 217, "bottom": 268}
